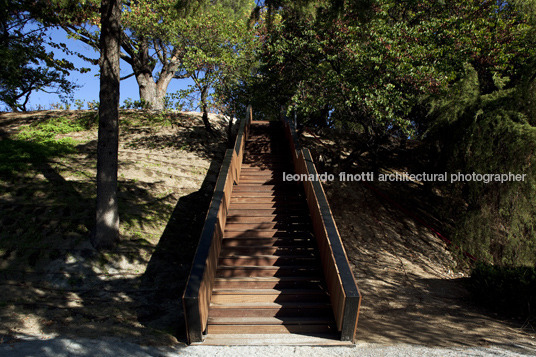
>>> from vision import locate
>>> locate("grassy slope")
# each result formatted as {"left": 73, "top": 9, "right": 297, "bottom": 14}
{"left": 0, "top": 109, "right": 228, "bottom": 344}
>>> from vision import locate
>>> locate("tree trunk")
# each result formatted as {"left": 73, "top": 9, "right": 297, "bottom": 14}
{"left": 134, "top": 70, "right": 175, "bottom": 110}
{"left": 156, "top": 70, "right": 175, "bottom": 110}
{"left": 200, "top": 86, "right": 213, "bottom": 133}
{"left": 133, "top": 56, "right": 176, "bottom": 110}
{"left": 93, "top": 0, "right": 121, "bottom": 250}
{"left": 136, "top": 72, "right": 158, "bottom": 109}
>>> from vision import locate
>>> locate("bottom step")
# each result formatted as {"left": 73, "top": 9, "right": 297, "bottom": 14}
{"left": 208, "top": 316, "right": 333, "bottom": 325}
{"left": 206, "top": 324, "right": 337, "bottom": 334}
{"left": 200, "top": 333, "right": 351, "bottom": 346}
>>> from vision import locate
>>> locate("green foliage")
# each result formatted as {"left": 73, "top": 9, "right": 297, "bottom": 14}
{"left": 87, "top": 100, "right": 99, "bottom": 110}
{"left": 73, "top": 99, "right": 85, "bottom": 110}
{"left": 425, "top": 64, "right": 481, "bottom": 136}
{"left": 16, "top": 116, "right": 86, "bottom": 145}
{"left": 0, "top": 137, "right": 75, "bottom": 175}
{"left": 175, "top": 0, "right": 258, "bottom": 116}
{"left": 0, "top": 0, "right": 81, "bottom": 111}
{"left": 453, "top": 113, "right": 536, "bottom": 266}
{"left": 469, "top": 263, "right": 536, "bottom": 321}
{"left": 122, "top": 98, "right": 152, "bottom": 110}
{"left": 427, "top": 65, "right": 536, "bottom": 266}
{"left": 58, "top": 0, "right": 257, "bottom": 110}
{"left": 251, "top": 0, "right": 534, "bottom": 137}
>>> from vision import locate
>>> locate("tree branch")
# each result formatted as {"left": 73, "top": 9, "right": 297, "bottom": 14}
{"left": 154, "top": 40, "right": 165, "bottom": 64}
{"left": 174, "top": 72, "right": 191, "bottom": 79}
{"left": 120, "top": 72, "right": 136, "bottom": 80}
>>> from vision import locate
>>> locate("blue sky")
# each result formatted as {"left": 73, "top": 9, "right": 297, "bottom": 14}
{"left": 24, "top": 28, "right": 193, "bottom": 111}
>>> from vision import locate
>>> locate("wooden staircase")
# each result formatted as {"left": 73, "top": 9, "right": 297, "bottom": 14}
{"left": 183, "top": 106, "right": 360, "bottom": 345}
{"left": 207, "top": 121, "right": 337, "bottom": 335}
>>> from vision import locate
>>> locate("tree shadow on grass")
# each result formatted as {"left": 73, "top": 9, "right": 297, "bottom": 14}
{"left": 134, "top": 159, "right": 221, "bottom": 343}
{"left": 0, "top": 110, "right": 233, "bottom": 347}
{"left": 0, "top": 136, "right": 223, "bottom": 345}
{"left": 124, "top": 127, "right": 226, "bottom": 162}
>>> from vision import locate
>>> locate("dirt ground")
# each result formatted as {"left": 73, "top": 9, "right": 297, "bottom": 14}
{"left": 326, "top": 181, "right": 535, "bottom": 350}
{"left": 0, "top": 110, "right": 535, "bottom": 352}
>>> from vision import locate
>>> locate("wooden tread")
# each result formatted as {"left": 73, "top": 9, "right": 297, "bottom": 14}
{"left": 213, "top": 276, "right": 322, "bottom": 289}
{"left": 207, "top": 316, "right": 334, "bottom": 325}
{"left": 218, "top": 255, "right": 318, "bottom": 266}
{"left": 207, "top": 324, "right": 336, "bottom": 334}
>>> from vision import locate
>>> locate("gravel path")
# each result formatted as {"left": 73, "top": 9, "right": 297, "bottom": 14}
{"left": 2, "top": 337, "right": 535, "bottom": 357}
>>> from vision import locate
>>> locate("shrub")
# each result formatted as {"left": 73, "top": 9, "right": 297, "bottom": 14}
{"left": 469, "top": 263, "right": 536, "bottom": 321}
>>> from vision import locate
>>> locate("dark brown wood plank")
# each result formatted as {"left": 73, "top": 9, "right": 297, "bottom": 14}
{"left": 218, "top": 255, "right": 318, "bottom": 266}
{"left": 221, "top": 238, "right": 314, "bottom": 247}
{"left": 206, "top": 324, "right": 336, "bottom": 334}
{"left": 216, "top": 266, "right": 320, "bottom": 278}
{"left": 227, "top": 208, "right": 309, "bottom": 216}
{"left": 232, "top": 187, "right": 296, "bottom": 193}
{"left": 228, "top": 202, "right": 305, "bottom": 210}
{"left": 207, "top": 316, "right": 333, "bottom": 325}
{"left": 212, "top": 288, "right": 325, "bottom": 295}
{"left": 211, "top": 292, "right": 328, "bottom": 304}
{"left": 229, "top": 192, "right": 296, "bottom": 198}
{"left": 223, "top": 230, "right": 312, "bottom": 239}
{"left": 224, "top": 222, "right": 310, "bottom": 230}
{"left": 208, "top": 306, "right": 333, "bottom": 318}
{"left": 225, "top": 215, "right": 309, "bottom": 224}
{"left": 213, "top": 277, "right": 322, "bottom": 289}
{"left": 230, "top": 198, "right": 302, "bottom": 205}
{"left": 239, "top": 169, "right": 286, "bottom": 174}
{"left": 220, "top": 246, "right": 316, "bottom": 257}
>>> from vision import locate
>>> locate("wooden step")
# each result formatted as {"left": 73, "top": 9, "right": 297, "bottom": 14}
{"left": 238, "top": 178, "right": 286, "bottom": 183}
{"left": 237, "top": 175, "right": 288, "bottom": 180}
{"left": 240, "top": 168, "right": 287, "bottom": 172}
{"left": 218, "top": 255, "right": 318, "bottom": 266}
{"left": 237, "top": 179, "right": 286, "bottom": 185}
{"left": 212, "top": 288, "right": 326, "bottom": 295}
{"left": 242, "top": 161, "right": 289, "bottom": 165}
{"left": 245, "top": 140, "right": 272, "bottom": 144}
{"left": 240, "top": 172, "right": 285, "bottom": 176}
{"left": 239, "top": 169, "right": 292, "bottom": 178}
{"left": 209, "top": 304, "right": 333, "bottom": 318}
{"left": 224, "top": 222, "right": 311, "bottom": 230}
{"left": 227, "top": 208, "right": 309, "bottom": 216}
{"left": 229, "top": 192, "right": 298, "bottom": 198}
{"left": 238, "top": 174, "right": 285, "bottom": 179}
{"left": 210, "top": 289, "right": 328, "bottom": 304}
{"left": 228, "top": 202, "right": 306, "bottom": 210}
{"left": 206, "top": 324, "right": 336, "bottom": 334}
{"left": 223, "top": 230, "right": 313, "bottom": 238}
{"left": 232, "top": 186, "right": 297, "bottom": 193}
{"left": 207, "top": 316, "right": 333, "bottom": 325}
{"left": 244, "top": 153, "right": 283, "bottom": 157}
{"left": 220, "top": 246, "right": 316, "bottom": 257}
{"left": 222, "top": 234, "right": 314, "bottom": 241}
{"left": 213, "top": 277, "right": 322, "bottom": 289}
{"left": 244, "top": 153, "right": 284, "bottom": 158}
{"left": 241, "top": 165, "right": 291, "bottom": 170}
{"left": 225, "top": 216, "right": 309, "bottom": 224}
{"left": 243, "top": 159, "right": 285, "bottom": 164}
{"left": 221, "top": 238, "right": 314, "bottom": 247}
{"left": 216, "top": 266, "right": 320, "bottom": 278}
